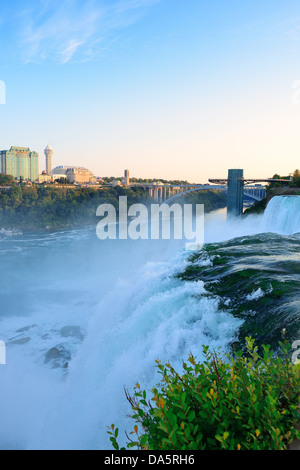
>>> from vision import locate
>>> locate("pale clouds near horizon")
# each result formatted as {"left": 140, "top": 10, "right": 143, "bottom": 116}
{"left": 12, "top": 0, "right": 160, "bottom": 64}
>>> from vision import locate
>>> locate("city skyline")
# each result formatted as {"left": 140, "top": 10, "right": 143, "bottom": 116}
{"left": 0, "top": 1, "right": 300, "bottom": 182}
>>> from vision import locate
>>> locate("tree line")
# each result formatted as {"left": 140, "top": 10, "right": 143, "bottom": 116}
{"left": 0, "top": 184, "right": 227, "bottom": 229}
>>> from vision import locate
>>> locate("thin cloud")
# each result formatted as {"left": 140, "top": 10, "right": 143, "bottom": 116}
{"left": 61, "top": 40, "right": 85, "bottom": 64}
{"left": 114, "top": 0, "right": 160, "bottom": 13}
{"left": 14, "top": 0, "right": 160, "bottom": 64}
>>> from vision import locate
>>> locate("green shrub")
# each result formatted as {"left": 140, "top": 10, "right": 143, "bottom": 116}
{"left": 107, "top": 338, "right": 300, "bottom": 450}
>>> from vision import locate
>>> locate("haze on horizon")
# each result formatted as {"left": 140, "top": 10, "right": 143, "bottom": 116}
{"left": 0, "top": 0, "right": 299, "bottom": 183}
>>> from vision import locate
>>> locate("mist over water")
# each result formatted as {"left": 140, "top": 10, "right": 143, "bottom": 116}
{"left": 0, "top": 197, "right": 299, "bottom": 449}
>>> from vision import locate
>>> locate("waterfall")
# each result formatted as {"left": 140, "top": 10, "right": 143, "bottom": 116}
{"left": 262, "top": 196, "right": 300, "bottom": 235}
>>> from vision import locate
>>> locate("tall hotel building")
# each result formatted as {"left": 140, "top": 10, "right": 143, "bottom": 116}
{"left": 0, "top": 146, "right": 39, "bottom": 181}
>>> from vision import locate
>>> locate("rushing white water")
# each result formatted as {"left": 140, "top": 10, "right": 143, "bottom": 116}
{"left": 261, "top": 196, "right": 300, "bottom": 235}
{"left": 0, "top": 219, "right": 241, "bottom": 450}
{"left": 0, "top": 198, "right": 297, "bottom": 449}
{"left": 33, "top": 252, "right": 241, "bottom": 450}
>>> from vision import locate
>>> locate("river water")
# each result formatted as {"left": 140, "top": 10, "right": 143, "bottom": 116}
{"left": 0, "top": 196, "right": 299, "bottom": 449}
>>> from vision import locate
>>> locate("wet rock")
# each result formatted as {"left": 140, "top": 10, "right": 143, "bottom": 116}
{"left": 8, "top": 337, "right": 31, "bottom": 345}
{"left": 60, "top": 326, "right": 84, "bottom": 341}
{"left": 16, "top": 325, "right": 38, "bottom": 333}
{"left": 44, "top": 344, "right": 71, "bottom": 369}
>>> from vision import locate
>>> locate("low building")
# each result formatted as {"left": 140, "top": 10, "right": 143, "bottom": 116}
{"left": 66, "top": 167, "right": 94, "bottom": 184}
{"left": 38, "top": 171, "right": 52, "bottom": 183}
{"left": 111, "top": 180, "right": 122, "bottom": 187}
{"left": 51, "top": 166, "right": 94, "bottom": 184}
{"left": 51, "top": 166, "right": 68, "bottom": 181}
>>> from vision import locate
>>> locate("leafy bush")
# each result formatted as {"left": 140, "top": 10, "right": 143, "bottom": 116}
{"left": 108, "top": 338, "right": 300, "bottom": 450}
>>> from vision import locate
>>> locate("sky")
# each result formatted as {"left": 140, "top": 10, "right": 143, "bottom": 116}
{"left": 0, "top": 0, "right": 300, "bottom": 182}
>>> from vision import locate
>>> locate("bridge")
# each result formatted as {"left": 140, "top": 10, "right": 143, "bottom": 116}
{"left": 141, "top": 183, "right": 267, "bottom": 205}
{"left": 137, "top": 178, "right": 266, "bottom": 205}
{"left": 209, "top": 169, "right": 290, "bottom": 216}
{"left": 243, "top": 186, "right": 267, "bottom": 202}
{"left": 142, "top": 184, "right": 226, "bottom": 202}
{"left": 133, "top": 169, "right": 290, "bottom": 217}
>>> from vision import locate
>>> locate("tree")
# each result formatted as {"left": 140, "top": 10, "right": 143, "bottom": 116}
{"left": 291, "top": 169, "right": 300, "bottom": 188}
{"left": 0, "top": 174, "right": 14, "bottom": 186}
{"left": 54, "top": 177, "right": 68, "bottom": 185}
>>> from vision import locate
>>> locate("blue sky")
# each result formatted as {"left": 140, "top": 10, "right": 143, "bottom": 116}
{"left": 0, "top": 0, "right": 300, "bottom": 181}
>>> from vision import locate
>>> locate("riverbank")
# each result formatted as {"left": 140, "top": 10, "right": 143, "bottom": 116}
{"left": 0, "top": 185, "right": 227, "bottom": 231}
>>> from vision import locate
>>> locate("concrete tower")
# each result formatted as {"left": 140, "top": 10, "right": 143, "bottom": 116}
{"left": 44, "top": 145, "right": 53, "bottom": 175}
{"left": 227, "top": 169, "right": 244, "bottom": 217}
{"left": 124, "top": 169, "right": 130, "bottom": 186}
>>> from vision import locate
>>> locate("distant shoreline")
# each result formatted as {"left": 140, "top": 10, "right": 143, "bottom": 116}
{"left": 0, "top": 185, "right": 227, "bottom": 233}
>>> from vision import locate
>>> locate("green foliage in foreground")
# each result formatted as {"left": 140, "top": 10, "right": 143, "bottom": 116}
{"left": 108, "top": 338, "right": 300, "bottom": 450}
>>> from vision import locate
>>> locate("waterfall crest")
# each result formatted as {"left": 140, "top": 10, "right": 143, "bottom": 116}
{"left": 262, "top": 196, "right": 300, "bottom": 235}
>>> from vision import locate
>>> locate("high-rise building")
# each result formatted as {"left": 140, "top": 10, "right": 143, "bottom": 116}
{"left": 0, "top": 146, "right": 39, "bottom": 181}
{"left": 44, "top": 144, "right": 53, "bottom": 175}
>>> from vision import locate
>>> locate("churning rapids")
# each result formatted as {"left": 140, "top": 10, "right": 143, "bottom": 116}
{"left": 0, "top": 196, "right": 299, "bottom": 450}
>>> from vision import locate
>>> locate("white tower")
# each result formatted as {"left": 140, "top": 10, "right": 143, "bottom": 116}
{"left": 44, "top": 145, "right": 53, "bottom": 175}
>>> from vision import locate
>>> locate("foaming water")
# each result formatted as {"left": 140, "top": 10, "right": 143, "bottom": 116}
{"left": 32, "top": 251, "right": 240, "bottom": 450}
{"left": 0, "top": 200, "right": 296, "bottom": 449}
